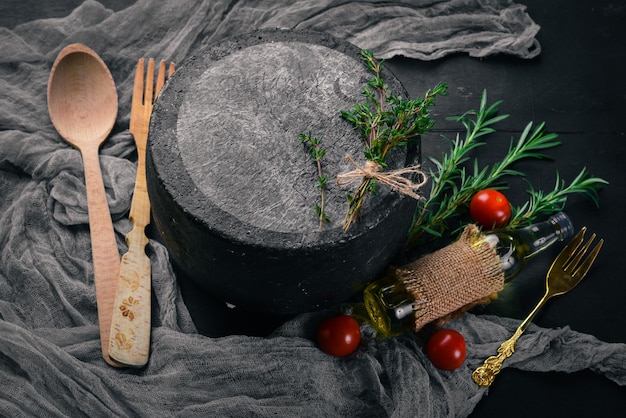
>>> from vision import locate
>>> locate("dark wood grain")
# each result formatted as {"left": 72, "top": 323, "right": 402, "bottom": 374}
{"left": 2, "top": 0, "right": 624, "bottom": 415}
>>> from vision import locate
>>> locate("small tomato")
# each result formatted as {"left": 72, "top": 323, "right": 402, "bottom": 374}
{"left": 426, "top": 329, "right": 467, "bottom": 371}
{"left": 317, "top": 315, "right": 361, "bottom": 357}
{"left": 470, "top": 189, "right": 512, "bottom": 228}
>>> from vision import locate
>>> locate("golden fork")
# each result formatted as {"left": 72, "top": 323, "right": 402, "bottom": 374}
{"left": 109, "top": 59, "right": 175, "bottom": 368}
{"left": 472, "top": 227, "right": 603, "bottom": 387}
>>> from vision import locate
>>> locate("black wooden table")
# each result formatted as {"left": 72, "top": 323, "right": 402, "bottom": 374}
{"left": 3, "top": 0, "right": 625, "bottom": 415}
{"left": 390, "top": 1, "right": 626, "bottom": 415}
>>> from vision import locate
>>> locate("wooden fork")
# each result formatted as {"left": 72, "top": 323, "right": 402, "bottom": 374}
{"left": 109, "top": 59, "right": 174, "bottom": 368}
{"left": 472, "top": 227, "right": 604, "bottom": 387}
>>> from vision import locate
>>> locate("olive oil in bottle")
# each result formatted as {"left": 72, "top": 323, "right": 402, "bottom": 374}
{"left": 363, "top": 212, "right": 574, "bottom": 337}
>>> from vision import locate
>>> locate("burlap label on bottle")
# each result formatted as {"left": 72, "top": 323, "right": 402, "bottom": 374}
{"left": 397, "top": 224, "right": 504, "bottom": 331}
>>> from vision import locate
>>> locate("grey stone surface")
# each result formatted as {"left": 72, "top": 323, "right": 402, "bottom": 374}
{"left": 178, "top": 42, "right": 375, "bottom": 234}
{"left": 147, "top": 29, "right": 418, "bottom": 313}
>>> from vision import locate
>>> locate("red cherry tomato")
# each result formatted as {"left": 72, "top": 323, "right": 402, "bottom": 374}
{"left": 317, "top": 315, "right": 361, "bottom": 357}
{"left": 469, "top": 189, "right": 511, "bottom": 228}
{"left": 426, "top": 329, "right": 467, "bottom": 371}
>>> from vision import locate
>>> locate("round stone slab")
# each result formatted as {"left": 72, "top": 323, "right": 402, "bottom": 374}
{"left": 147, "top": 29, "right": 419, "bottom": 314}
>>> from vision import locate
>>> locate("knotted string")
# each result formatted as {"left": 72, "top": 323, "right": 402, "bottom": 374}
{"left": 336, "top": 154, "right": 427, "bottom": 199}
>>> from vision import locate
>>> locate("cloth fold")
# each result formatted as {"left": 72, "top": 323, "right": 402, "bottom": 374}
{"left": 1, "top": 1, "right": 623, "bottom": 417}
{"left": 1, "top": 313, "right": 624, "bottom": 417}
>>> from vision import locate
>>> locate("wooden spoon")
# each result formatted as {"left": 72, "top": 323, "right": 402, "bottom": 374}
{"left": 47, "top": 43, "right": 122, "bottom": 367}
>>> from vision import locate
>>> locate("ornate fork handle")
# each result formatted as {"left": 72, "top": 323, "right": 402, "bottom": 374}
{"left": 473, "top": 227, "right": 602, "bottom": 387}
{"left": 473, "top": 292, "right": 551, "bottom": 387}
{"left": 472, "top": 327, "right": 523, "bottom": 387}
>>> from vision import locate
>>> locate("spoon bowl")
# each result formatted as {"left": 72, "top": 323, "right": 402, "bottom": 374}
{"left": 48, "top": 44, "right": 118, "bottom": 147}
{"left": 47, "top": 43, "right": 122, "bottom": 367}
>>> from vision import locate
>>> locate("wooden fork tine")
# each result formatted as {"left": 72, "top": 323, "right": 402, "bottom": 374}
{"left": 572, "top": 238, "right": 604, "bottom": 278}
{"left": 130, "top": 58, "right": 145, "bottom": 122}
{"left": 144, "top": 58, "right": 155, "bottom": 107}
{"left": 155, "top": 61, "right": 166, "bottom": 99}
{"left": 154, "top": 61, "right": 174, "bottom": 104}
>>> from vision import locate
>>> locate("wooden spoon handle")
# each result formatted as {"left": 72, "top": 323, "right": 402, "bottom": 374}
{"left": 109, "top": 135, "right": 152, "bottom": 367}
{"left": 81, "top": 146, "right": 123, "bottom": 367}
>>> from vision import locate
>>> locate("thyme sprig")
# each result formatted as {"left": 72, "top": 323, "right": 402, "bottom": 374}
{"left": 406, "top": 90, "right": 608, "bottom": 249}
{"left": 340, "top": 50, "right": 447, "bottom": 230}
{"left": 300, "top": 133, "right": 331, "bottom": 229}
{"left": 299, "top": 53, "right": 606, "bottom": 239}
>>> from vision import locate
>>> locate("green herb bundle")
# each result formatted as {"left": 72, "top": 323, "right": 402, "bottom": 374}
{"left": 338, "top": 50, "right": 447, "bottom": 230}
{"left": 406, "top": 90, "right": 608, "bottom": 249}
{"left": 299, "top": 50, "right": 607, "bottom": 244}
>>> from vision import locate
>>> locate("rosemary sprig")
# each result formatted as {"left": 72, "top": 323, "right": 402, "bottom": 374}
{"left": 408, "top": 91, "right": 519, "bottom": 244}
{"left": 300, "top": 133, "right": 331, "bottom": 229}
{"left": 406, "top": 90, "right": 608, "bottom": 249}
{"left": 340, "top": 50, "right": 447, "bottom": 230}
{"left": 508, "top": 169, "right": 608, "bottom": 229}
{"left": 299, "top": 54, "right": 606, "bottom": 239}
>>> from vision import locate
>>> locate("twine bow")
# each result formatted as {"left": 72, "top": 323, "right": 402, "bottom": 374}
{"left": 336, "top": 154, "right": 427, "bottom": 199}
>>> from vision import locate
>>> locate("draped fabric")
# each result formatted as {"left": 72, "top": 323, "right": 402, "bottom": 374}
{"left": 2, "top": 1, "right": 623, "bottom": 416}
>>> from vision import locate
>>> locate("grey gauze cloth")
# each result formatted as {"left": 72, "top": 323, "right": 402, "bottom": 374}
{"left": 0, "top": 0, "right": 624, "bottom": 417}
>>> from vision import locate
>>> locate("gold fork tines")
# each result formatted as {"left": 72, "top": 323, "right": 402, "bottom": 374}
{"left": 109, "top": 58, "right": 175, "bottom": 368}
{"left": 564, "top": 232, "right": 600, "bottom": 277}
{"left": 472, "top": 227, "right": 603, "bottom": 387}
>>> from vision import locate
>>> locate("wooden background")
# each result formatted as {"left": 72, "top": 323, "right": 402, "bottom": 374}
{"left": 3, "top": 0, "right": 625, "bottom": 415}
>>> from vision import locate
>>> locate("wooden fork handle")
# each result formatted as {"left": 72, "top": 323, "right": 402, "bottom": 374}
{"left": 109, "top": 140, "right": 152, "bottom": 367}
{"left": 126, "top": 130, "right": 151, "bottom": 227}
{"left": 109, "top": 227, "right": 151, "bottom": 367}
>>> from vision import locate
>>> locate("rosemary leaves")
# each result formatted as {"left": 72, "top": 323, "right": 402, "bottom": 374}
{"left": 298, "top": 51, "right": 606, "bottom": 241}
{"left": 406, "top": 90, "right": 608, "bottom": 249}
